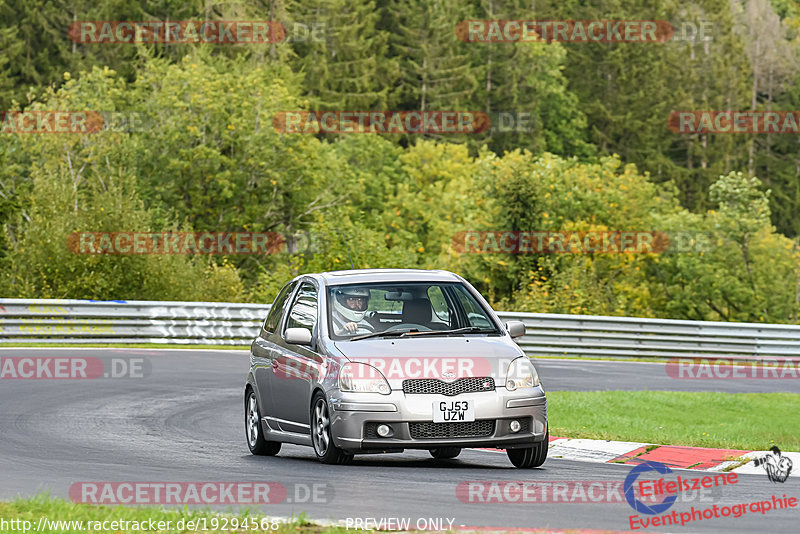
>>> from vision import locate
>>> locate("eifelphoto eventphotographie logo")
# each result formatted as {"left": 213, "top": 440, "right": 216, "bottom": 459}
{"left": 624, "top": 461, "right": 797, "bottom": 530}
{"left": 754, "top": 447, "right": 793, "bottom": 483}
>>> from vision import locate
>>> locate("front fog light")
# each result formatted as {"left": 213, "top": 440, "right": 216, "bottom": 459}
{"left": 509, "top": 420, "right": 521, "bottom": 433}
{"left": 377, "top": 424, "right": 392, "bottom": 437}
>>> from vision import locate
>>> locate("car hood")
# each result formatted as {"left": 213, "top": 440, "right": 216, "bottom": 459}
{"left": 333, "top": 336, "right": 526, "bottom": 388}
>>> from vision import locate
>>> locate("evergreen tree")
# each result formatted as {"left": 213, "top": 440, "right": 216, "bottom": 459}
{"left": 387, "top": 0, "right": 478, "bottom": 113}
{"left": 286, "top": 0, "right": 395, "bottom": 109}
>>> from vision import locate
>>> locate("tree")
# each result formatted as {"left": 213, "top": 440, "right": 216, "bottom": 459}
{"left": 387, "top": 0, "right": 478, "bottom": 113}
{"left": 286, "top": 0, "right": 395, "bottom": 109}
{"left": 469, "top": 0, "right": 591, "bottom": 156}
{"left": 648, "top": 172, "right": 799, "bottom": 322}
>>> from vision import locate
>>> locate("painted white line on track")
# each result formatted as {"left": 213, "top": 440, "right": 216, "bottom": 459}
{"left": 730, "top": 451, "right": 800, "bottom": 475}
{"left": 548, "top": 438, "right": 647, "bottom": 462}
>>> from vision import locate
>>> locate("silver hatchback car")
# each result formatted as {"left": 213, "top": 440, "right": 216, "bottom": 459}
{"left": 244, "top": 269, "right": 548, "bottom": 468}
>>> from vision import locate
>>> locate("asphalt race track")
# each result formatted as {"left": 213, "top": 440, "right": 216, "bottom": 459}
{"left": 0, "top": 348, "right": 797, "bottom": 532}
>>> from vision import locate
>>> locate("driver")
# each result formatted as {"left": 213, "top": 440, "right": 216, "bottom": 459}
{"left": 331, "top": 287, "right": 372, "bottom": 335}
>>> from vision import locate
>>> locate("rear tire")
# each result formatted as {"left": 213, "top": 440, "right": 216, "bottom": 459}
{"left": 311, "top": 392, "right": 353, "bottom": 465}
{"left": 507, "top": 430, "right": 548, "bottom": 468}
{"left": 430, "top": 447, "right": 461, "bottom": 459}
{"left": 246, "top": 388, "right": 281, "bottom": 456}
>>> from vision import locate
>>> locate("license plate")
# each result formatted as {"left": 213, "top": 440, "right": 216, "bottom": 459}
{"left": 433, "top": 400, "right": 475, "bottom": 423}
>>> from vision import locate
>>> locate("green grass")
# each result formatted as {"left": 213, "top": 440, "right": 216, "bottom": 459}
{"left": 548, "top": 390, "right": 800, "bottom": 451}
{"left": 0, "top": 495, "right": 332, "bottom": 533}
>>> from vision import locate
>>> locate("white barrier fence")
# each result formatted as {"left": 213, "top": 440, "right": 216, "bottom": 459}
{"left": 0, "top": 299, "right": 267, "bottom": 345}
{"left": 2, "top": 298, "right": 799, "bottom": 361}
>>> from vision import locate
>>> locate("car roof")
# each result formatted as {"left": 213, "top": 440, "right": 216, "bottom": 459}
{"left": 307, "top": 268, "right": 463, "bottom": 286}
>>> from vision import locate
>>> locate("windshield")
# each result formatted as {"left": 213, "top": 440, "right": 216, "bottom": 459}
{"left": 327, "top": 281, "right": 499, "bottom": 340}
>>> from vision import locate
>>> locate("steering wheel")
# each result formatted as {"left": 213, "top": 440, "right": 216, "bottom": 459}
{"left": 355, "top": 322, "right": 376, "bottom": 333}
{"left": 385, "top": 323, "right": 432, "bottom": 332}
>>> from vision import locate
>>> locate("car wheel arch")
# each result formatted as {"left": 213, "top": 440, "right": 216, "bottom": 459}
{"left": 310, "top": 386, "right": 326, "bottom": 410}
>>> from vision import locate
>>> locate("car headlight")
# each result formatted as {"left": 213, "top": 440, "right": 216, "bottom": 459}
{"left": 339, "top": 362, "right": 391, "bottom": 395}
{"left": 505, "top": 357, "right": 541, "bottom": 391}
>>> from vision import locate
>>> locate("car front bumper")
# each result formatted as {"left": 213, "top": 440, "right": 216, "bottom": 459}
{"left": 328, "top": 386, "right": 547, "bottom": 452}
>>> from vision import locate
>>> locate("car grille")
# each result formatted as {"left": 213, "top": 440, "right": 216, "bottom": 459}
{"left": 364, "top": 422, "right": 379, "bottom": 439}
{"left": 402, "top": 377, "right": 495, "bottom": 396}
{"left": 518, "top": 418, "right": 532, "bottom": 433}
{"left": 409, "top": 420, "right": 495, "bottom": 439}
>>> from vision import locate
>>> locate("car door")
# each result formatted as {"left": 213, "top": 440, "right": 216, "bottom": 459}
{"left": 251, "top": 281, "right": 297, "bottom": 423}
{"left": 270, "top": 280, "right": 325, "bottom": 433}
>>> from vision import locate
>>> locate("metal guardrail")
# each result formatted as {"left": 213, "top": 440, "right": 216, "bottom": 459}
{"left": 0, "top": 299, "right": 269, "bottom": 345}
{"left": 495, "top": 311, "right": 800, "bottom": 361}
{"left": 2, "top": 299, "right": 799, "bottom": 360}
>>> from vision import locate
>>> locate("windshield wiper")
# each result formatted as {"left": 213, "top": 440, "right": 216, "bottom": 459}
{"left": 349, "top": 329, "right": 419, "bottom": 341}
{"left": 349, "top": 326, "right": 496, "bottom": 341}
{"left": 399, "top": 326, "right": 497, "bottom": 337}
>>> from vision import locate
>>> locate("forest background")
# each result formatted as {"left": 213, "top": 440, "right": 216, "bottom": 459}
{"left": 1, "top": 0, "right": 800, "bottom": 324}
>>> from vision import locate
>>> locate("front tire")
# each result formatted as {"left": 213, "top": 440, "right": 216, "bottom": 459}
{"left": 246, "top": 388, "right": 281, "bottom": 456}
{"left": 311, "top": 392, "right": 353, "bottom": 465}
{"left": 430, "top": 447, "right": 461, "bottom": 459}
{"left": 507, "top": 431, "right": 548, "bottom": 468}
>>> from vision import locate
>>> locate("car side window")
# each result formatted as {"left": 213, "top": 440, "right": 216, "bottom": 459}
{"left": 427, "top": 286, "right": 450, "bottom": 322}
{"left": 454, "top": 285, "right": 492, "bottom": 328}
{"left": 263, "top": 281, "right": 297, "bottom": 333}
{"left": 285, "top": 282, "right": 318, "bottom": 334}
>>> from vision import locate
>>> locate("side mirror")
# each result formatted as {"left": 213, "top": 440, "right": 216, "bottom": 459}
{"left": 506, "top": 320, "right": 526, "bottom": 339}
{"left": 285, "top": 327, "right": 312, "bottom": 345}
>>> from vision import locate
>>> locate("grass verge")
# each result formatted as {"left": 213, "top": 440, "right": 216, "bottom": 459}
{"left": 0, "top": 495, "right": 333, "bottom": 533}
{"left": 548, "top": 390, "right": 800, "bottom": 451}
